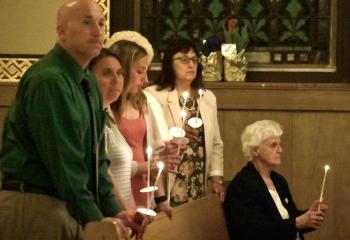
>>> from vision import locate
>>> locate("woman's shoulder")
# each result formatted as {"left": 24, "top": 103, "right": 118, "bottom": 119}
{"left": 144, "top": 85, "right": 167, "bottom": 95}
{"left": 202, "top": 89, "right": 217, "bottom": 104}
{"left": 144, "top": 85, "right": 171, "bottom": 102}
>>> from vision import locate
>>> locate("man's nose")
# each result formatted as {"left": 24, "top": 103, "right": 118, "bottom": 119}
{"left": 91, "top": 22, "right": 103, "bottom": 36}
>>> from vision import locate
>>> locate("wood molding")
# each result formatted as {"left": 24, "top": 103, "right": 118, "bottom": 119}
{"left": 205, "top": 82, "right": 350, "bottom": 111}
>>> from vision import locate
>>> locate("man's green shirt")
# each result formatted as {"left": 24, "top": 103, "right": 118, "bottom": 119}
{"left": 0, "top": 44, "right": 121, "bottom": 224}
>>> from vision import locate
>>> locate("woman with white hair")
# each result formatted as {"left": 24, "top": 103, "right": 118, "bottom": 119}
{"left": 223, "top": 120, "right": 328, "bottom": 240}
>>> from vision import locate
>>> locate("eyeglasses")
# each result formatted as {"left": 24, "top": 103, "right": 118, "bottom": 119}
{"left": 173, "top": 56, "right": 200, "bottom": 65}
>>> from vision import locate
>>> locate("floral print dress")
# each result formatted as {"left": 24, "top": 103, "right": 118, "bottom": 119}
{"left": 170, "top": 96, "right": 206, "bottom": 207}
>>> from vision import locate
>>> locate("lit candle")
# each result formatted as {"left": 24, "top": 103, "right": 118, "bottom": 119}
{"left": 177, "top": 110, "right": 187, "bottom": 156}
{"left": 318, "top": 164, "right": 330, "bottom": 211}
{"left": 146, "top": 147, "right": 152, "bottom": 208}
{"left": 154, "top": 161, "right": 164, "bottom": 189}
{"left": 148, "top": 161, "right": 165, "bottom": 209}
{"left": 195, "top": 89, "right": 203, "bottom": 120}
{"left": 181, "top": 110, "right": 187, "bottom": 134}
{"left": 167, "top": 173, "right": 171, "bottom": 202}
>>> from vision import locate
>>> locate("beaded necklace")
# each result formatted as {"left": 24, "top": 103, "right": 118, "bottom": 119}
{"left": 179, "top": 96, "right": 197, "bottom": 112}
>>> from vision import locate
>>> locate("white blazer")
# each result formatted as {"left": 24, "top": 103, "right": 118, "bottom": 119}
{"left": 145, "top": 85, "right": 224, "bottom": 192}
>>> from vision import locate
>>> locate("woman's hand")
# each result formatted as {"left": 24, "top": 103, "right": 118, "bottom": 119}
{"left": 210, "top": 177, "right": 225, "bottom": 203}
{"left": 159, "top": 139, "right": 187, "bottom": 173}
{"left": 154, "top": 202, "right": 173, "bottom": 220}
{"left": 310, "top": 199, "right": 328, "bottom": 214}
{"left": 184, "top": 126, "right": 199, "bottom": 143}
{"left": 295, "top": 200, "right": 327, "bottom": 230}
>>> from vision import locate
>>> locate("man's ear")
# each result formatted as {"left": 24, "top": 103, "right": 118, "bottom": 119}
{"left": 57, "top": 25, "right": 65, "bottom": 41}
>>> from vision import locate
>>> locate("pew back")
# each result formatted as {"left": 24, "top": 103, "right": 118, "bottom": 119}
{"left": 144, "top": 194, "right": 230, "bottom": 240}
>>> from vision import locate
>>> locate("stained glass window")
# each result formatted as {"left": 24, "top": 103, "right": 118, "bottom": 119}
{"left": 138, "top": 0, "right": 335, "bottom": 71}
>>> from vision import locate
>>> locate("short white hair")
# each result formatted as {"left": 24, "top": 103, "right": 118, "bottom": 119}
{"left": 105, "top": 31, "right": 154, "bottom": 61}
{"left": 241, "top": 120, "right": 283, "bottom": 161}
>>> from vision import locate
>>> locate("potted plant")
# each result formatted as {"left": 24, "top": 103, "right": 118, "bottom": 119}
{"left": 222, "top": 18, "right": 249, "bottom": 81}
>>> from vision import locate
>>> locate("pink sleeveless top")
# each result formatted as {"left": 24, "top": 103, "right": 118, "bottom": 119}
{"left": 118, "top": 111, "right": 148, "bottom": 206}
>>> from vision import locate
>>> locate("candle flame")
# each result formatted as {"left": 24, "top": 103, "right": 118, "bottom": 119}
{"left": 324, "top": 165, "right": 330, "bottom": 171}
{"left": 183, "top": 91, "right": 189, "bottom": 100}
{"left": 146, "top": 147, "right": 152, "bottom": 158}
{"left": 157, "top": 161, "right": 164, "bottom": 171}
{"left": 198, "top": 89, "right": 203, "bottom": 97}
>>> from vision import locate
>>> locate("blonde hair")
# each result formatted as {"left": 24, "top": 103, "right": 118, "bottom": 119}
{"left": 241, "top": 120, "right": 283, "bottom": 161}
{"left": 106, "top": 31, "right": 153, "bottom": 118}
{"left": 105, "top": 31, "right": 154, "bottom": 62}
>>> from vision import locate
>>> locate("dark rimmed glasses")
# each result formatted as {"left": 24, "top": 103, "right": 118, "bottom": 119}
{"left": 173, "top": 56, "right": 200, "bottom": 65}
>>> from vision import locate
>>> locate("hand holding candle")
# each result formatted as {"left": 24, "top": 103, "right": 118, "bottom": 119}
{"left": 318, "top": 164, "right": 330, "bottom": 211}
{"left": 148, "top": 161, "right": 165, "bottom": 209}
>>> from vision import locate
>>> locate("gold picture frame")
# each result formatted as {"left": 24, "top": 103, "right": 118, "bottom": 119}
{"left": 0, "top": 0, "right": 110, "bottom": 83}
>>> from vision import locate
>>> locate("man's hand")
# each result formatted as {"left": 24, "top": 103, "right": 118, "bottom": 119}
{"left": 116, "top": 208, "right": 152, "bottom": 239}
{"left": 102, "top": 217, "right": 130, "bottom": 239}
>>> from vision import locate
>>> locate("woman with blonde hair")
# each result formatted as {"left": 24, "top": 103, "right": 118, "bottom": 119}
{"left": 104, "top": 31, "right": 181, "bottom": 217}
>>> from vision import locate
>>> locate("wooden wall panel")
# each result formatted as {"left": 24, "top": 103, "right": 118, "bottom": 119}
{"left": 210, "top": 83, "right": 350, "bottom": 240}
{"left": 219, "top": 110, "right": 350, "bottom": 240}
{"left": 1, "top": 82, "right": 350, "bottom": 239}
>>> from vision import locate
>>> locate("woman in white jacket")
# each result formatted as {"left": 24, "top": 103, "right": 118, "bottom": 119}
{"left": 145, "top": 38, "right": 225, "bottom": 207}
{"left": 101, "top": 31, "right": 181, "bottom": 217}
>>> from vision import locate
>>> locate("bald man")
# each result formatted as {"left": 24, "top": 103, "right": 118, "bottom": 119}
{"left": 0, "top": 1, "right": 147, "bottom": 239}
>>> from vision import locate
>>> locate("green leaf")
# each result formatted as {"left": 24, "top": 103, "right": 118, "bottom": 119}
{"left": 280, "top": 32, "right": 293, "bottom": 42}
{"left": 295, "top": 31, "right": 308, "bottom": 42}
{"left": 202, "top": 31, "right": 212, "bottom": 40}
{"left": 217, "top": 19, "right": 225, "bottom": 31}
{"left": 295, "top": 19, "right": 306, "bottom": 30}
{"left": 286, "top": 0, "right": 303, "bottom": 18}
{"left": 255, "top": 19, "right": 267, "bottom": 33}
{"left": 208, "top": 0, "right": 224, "bottom": 18}
{"left": 177, "top": 18, "right": 188, "bottom": 30}
{"left": 162, "top": 31, "right": 174, "bottom": 41}
{"left": 246, "top": 0, "right": 263, "bottom": 18}
{"left": 240, "top": 25, "right": 250, "bottom": 50}
{"left": 255, "top": 32, "right": 269, "bottom": 42}
{"left": 243, "top": 19, "right": 253, "bottom": 32}
{"left": 165, "top": 18, "right": 176, "bottom": 30}
{"left": 282, "top": 19, "right": 293, "bottom": 31}
{"left": 169, "top": 0, "right": 184, "bottom": 18}
{"left": 205, "top": 19, "right": 214, "bottom": 30}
